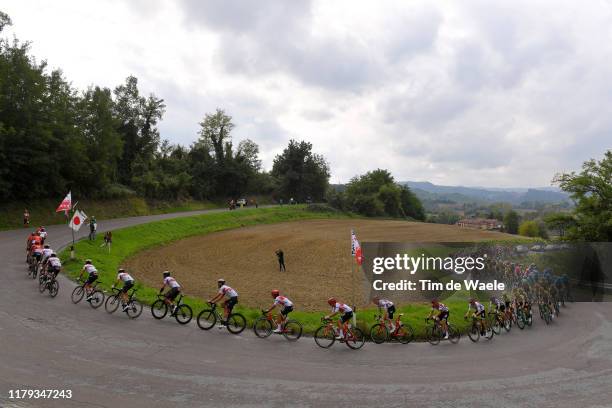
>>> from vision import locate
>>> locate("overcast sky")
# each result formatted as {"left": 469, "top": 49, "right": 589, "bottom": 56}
{"left": 3, "top": 0, "right": 611, "bottom": 187}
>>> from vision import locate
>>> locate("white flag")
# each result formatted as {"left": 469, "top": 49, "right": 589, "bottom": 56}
{"left": 69, "top": 210, "right": 88, "bottom": 231}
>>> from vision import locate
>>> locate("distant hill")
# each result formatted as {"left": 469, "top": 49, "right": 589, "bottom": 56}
{"left": 401, "top": 181, "right": 570, "bottom": 206}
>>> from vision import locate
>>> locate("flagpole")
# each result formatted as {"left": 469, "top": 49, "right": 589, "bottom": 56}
{"left": 70, "top": 204, "right": 76, "bottom": 260}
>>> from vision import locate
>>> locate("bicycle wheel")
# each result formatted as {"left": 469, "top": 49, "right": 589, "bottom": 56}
{"left": 282, "top": 320, "right": 302, "bottom": 341}
{"left": 31, "top": 263, "right": 39, "bottom": 279}
{"left": 226, "top": 313, "right": 246, "bottom": 334}
{"left": 345, "top": 327, "right": 365, "bottom": 350}
{"left": 174, "top": 304, "right": 193, "bottom": 325}
{"left": 468, "top": 324, "right": 480, "bottom": 343}
{"left": 38, "top": 278, "right": 47, "bottom": 293}
{"left": 71, "top": 286, "right": 85, "bottom": 304}
{"left": 448, "top": 325, "right": 460, "bottom": 344}
{"left": 503, "top": 317, "right": 511, "bottom": 332}
{"left": 253, "top": 316, "right": 273, "bottom": 338}
{"left": 490, "top": 316, "right": 501, "bottom": 335}
{"left": 49, "top": 280, "right": 59, "bottom": 298}
{"left": 314, "top": 325, "right": 336, "bottom": 348}
{"left": 105, "top": 295, "right": 120, "bottom": 314}
{"left": 396, "top": 324, "right": 415, "bottom": 344}
{"left": 151, "top": 299, "right": 168, "bottom": 319}
{"left": 427, "top": 325, "right": 441, "bottom": 345}
{"left": 196, "top": 309, "right": 216, "bottom": 330}
{"left": 516, "top": 311, "right": 525, "bottom": 330}
{"left": 126, "top": 300, "right": 143, "bottom": 319}
{"left": 369, "top": 323, "right": 389, "bottom": 344}
{"left": 89, "top": 290, "right": 104, "bottom": 309}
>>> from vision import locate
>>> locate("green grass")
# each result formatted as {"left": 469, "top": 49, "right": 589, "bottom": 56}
{"left": 58, "top": 205, "right": 507, "bottom": 339}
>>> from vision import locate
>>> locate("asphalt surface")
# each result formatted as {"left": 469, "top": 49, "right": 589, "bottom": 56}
{"left": 1, "top": 210, "right": 611, "bottom": 408}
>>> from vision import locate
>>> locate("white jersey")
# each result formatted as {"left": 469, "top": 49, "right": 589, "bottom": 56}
{"left": 219, "top": 284, "right": 238, "bottom": 298}
{"left": 39, "top": 231, "right": 47, "bottom": 239}
{"left": 42, "top": 248, "right": 53, "bottom": 260}
{"left": 163, "top": 276, "right": 180, "bottom": 288}
{"left": 84, "top": 264, "right": 98, "bottom": 275}
{"left": 332, "top": 303, "right": 352, "bottom": 313}
{"left": 117, "top": 272, "right": 134, "bottom": 282}
{"left": 274, "top": 295, "right": 293, "bottom": 308}
{"left": 470, "top": 302, "right": 485, "bottom": 313}
{"left": 377, "top": 299, "right": 394, "bottom": 309}
{"left": 48, "top": 256, "right": 61, "bottom": 268}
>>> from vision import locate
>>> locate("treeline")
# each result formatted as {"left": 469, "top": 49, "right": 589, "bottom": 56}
{"left": 0, "top": 13, "right": 329, "bottom": 202}
{"left": 327, "top": 169, "right": 426, "bottom": 220}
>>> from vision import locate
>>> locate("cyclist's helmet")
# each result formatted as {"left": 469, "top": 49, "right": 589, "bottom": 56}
{"left": 40, "top": 226, "right": 45, "bottom": 231}
{"left": 431, "top": 298, "right": 439, "bottom": 306}
{"left": 217, "top": 278, "right": 225, "bottom": 288}
{"left": 469, "top": 298, "right": 476, "bottom": 304}
{"left": 51, "top": 253, "right": 57, "bottom": 257}
{"left": 163, "top": 271, "right": 171, "bottom": 278}
{"left": 118, "top": 268, "right": 125, "bottom": 273}
{"left": 489, "top": 295, "right": 497, "bottom": 301}
{"left": 271, "top": 289, "right": 280, "bottom": 298}
{"left": 327, "top": 297, "right": 336, "bottom": 306}
{"left": 85, "top": 259, "right": 92, "bottom": 265}
{"left": 372, "top": 296, "right": 380, "bottom": 304}
{"left": 44, "top": 244, "right": 50, "bottom": 249}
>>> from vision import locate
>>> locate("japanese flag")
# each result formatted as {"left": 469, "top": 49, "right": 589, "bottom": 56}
{"left": 69, "top": 210, "right": 88, "bottom": 231}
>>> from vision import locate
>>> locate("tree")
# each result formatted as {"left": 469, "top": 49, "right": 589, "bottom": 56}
{"left": 518, "top": 220, "right": 542, "bottom": 238}
{"left": 0, "top": 11, "right": 11, "bottom": 32}
{"left": 271, "top": 140, "right": 330, "bottom": 201}
{"left": 553, "top": 150, "right": 612, "bottom": 241}
{"left": 543, "top": 212, "right": 575, "bottom": 238}
{"left": 504, "top": 210, "right": 520, "bottom": 234}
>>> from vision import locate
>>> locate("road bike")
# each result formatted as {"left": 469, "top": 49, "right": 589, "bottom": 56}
{"left": 369, "top": 313, "right": 415, "bottom": 344}
{"left": 314, "top": 318, "right": 365, "bottom": 350}
{"left": 465, "top": 315, "right": 494, "bottom": 342}
{"left": 105, "top": 287, "right": 143, "bottom": 319}
{"left": 425, "top": 317, "right": 460, "bottom": 345}
{"left": 538, "top": 301, "right": 553, "bottom": 325}
{"left": 151, "top": 293, "right": 193, "bottom": 324}
{"left": 38, "top": 269, "right": 59, "bottom": 297}
{"left": 71, "top": 279, "right": 104, "bottom": 308}
{"left": 253, "top": 311, "right": 302, "bottom": 341}
{"left": 488, "top": 309, "right": 510, "bottom": 335}
{"left": 196, "top": 302, "right": 246, "bottom": 334}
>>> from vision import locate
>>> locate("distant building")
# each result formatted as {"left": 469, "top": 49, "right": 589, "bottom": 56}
{"left": 456, "top": 218, "right": 503, "bottom": 230}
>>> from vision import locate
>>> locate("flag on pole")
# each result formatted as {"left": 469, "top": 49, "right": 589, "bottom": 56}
{"left": 69, "top": 210, "right": 88, "bottom": 231}
{"left": 56, "top": 191, "right": 72, "bottom": 212}
{"left": 351, "top": 230, "right": 363, "bottom": 265}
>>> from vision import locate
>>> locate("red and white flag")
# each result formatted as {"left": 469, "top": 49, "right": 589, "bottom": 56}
{"left": 56, "top": 191, "right": 72, "bottom": 213}
{"left": 351, "top": 230, "right": 363, "bottom": 266}
{"left": 69, "top": 210, "right": 88, "bottom": 232}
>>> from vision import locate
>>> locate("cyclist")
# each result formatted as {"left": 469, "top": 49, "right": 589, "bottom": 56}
{"left": 465, "top": 298, "right": 487, "bottom": 336}
{"left": 30, "top": 242, "right": 44, "bottom": 270}
{"left": 112, "top": 268, "right": 135, "bottom": 311}
{"left": 208, "top": 279, "right": 238, "bottom": 327}
{"left": 428, "top": 299, "right": 449, "bottom": 339}
{"left": 489, "top": 295, "right": 505, "bottom": 314}
{"left": 46, "top": 253, "right": 61, "bottom": 278}
{"left": 263, "top": 289, "right": 294, "bottom": 333}
{"left": 41, "top": 244, "right": 53, "bottom": 272}
{"left": 37, "top": 226, "right": 47, "bottom": 244}
{"left": 325, "top": 297, "right": 353, "bottom": 340}
{"left": 78, "top": 260, "right": 99, "bottom": 301}
{"left": 372, "top": 297, "right": 397, "bottom": 333}
{"left": 159, "top": 271, "right": 181, "bottom": 313}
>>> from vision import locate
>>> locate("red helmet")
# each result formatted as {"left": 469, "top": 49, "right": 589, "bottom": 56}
{"left": 327, "top": 297, "right": 336, "bottom": 306}
{"left": 271, "top": 289, "right": 280, "bottom": 298}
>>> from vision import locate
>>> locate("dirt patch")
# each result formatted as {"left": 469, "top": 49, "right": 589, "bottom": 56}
{"left": 124, "top": 219, "right": 515, "bottom": 311}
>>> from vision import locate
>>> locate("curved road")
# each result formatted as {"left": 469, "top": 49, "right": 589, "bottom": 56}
{"left": 1, "top": 210, "right": 611, "bottom": 408}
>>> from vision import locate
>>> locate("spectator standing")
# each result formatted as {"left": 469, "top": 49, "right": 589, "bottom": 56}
{"left": 89, "top": 217, "right": 97, "bottom": 240}
{"left": 23, "top": 209, "right": 30, "bottom": 227}
{"left": 100, "top": 231, "right": 112, "bottom": 253}
{"left": 276, "top": 249, "right": 286, "bottom": 272}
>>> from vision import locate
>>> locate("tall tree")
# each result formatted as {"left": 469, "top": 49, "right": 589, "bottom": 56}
{"left": 553, "top": 150, "right": 612, "bottom": 241}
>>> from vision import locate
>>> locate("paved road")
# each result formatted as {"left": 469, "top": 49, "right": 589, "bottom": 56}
{"left": 1, "top": 210, "right": 611, "bottom": 408}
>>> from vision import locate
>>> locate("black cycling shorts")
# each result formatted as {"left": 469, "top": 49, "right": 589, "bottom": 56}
{"left": 224, "top": 296, "right": 238, "bottom": 312}
{"left": 165, "top": 287, "right": 180, "bottom": 300}
{"left": 386, "top": 305, "right": 396, "bottom": 319}
{"left": 122, "top": 280, "right": 134, "bottom": 293}
{"left": 438, "top": 311, "right": 449, "bottom": 321}
{"left": 86, "top": 274, "right": 98, "bottom": 285}
{"left": 476, "top": 310, "right": 486, "bottom": 318}
{"left": 341, "top": 311, "right": 353, "bottom": 323}
{"left": 49, "top": 266, "right": 60, "bottom": 276}
{"left": 281, "top": 305, "right": 293, "bottom": 316}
